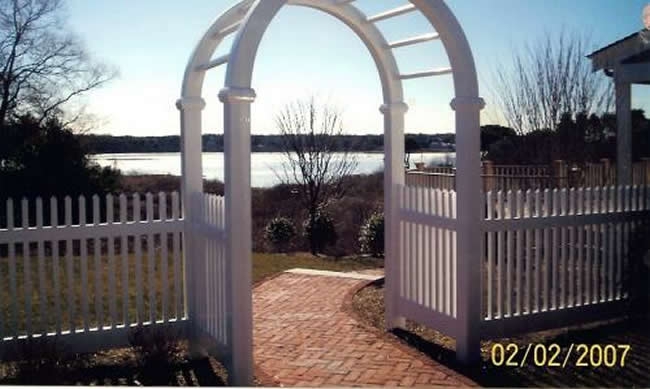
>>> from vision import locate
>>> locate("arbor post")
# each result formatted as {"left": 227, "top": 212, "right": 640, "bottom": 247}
{"left": 452, "top": 96, "right": 485, "bottom": 364}
{"left": 219, "top": 86, "right": 256, "bottom": 387}
{"left": 381, "top": 101, "right": 408, "bottom": 331}
{"left": 176, "top": 96, "right": 206, "bottom": 355}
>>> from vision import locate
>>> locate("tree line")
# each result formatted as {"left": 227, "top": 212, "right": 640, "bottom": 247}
{"left": 79, "top": 133, "right": 457, "bottom": 154}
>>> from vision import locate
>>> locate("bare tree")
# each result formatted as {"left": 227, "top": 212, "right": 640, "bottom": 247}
{"left": 0, "top": 0, "right": 116, "bottom": 130}
{"left": 274, "top": 97, "right": 358, "bottom": 254}
{"left": 491, "top": 31, "right": 613, "bottom": 135}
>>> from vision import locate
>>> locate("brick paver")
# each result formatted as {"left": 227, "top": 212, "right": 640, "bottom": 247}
{"left": 253, "top": 273, "right": 477, "bottom": 387}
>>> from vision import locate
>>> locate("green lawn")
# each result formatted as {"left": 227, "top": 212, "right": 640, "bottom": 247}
{"left": 0, "top": 249, "right": 382, "bottom": 337}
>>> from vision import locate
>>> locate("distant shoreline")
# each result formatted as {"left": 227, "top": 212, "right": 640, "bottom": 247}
{"left": 88, "top": 148, "right": 455, "bottom": 155}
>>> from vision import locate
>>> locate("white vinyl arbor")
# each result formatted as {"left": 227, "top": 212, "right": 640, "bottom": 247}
{"left": 178, "top": 0, "right": 483, "bottom": 385}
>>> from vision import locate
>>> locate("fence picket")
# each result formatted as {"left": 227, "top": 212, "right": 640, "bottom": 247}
{"left": 442, "top": 190, "right": 450, "bottom": 315}
{"left": 21, "top": 198, "right": 32, "bottom": 336}
{"left": 543, "top": 189, "right": 551, "bottom": 310}
{"left": 36, "top": 198, "right": 47, "bottom": 335}
{"left": 134, "top": 194, "right": 143, "bottom": 325}
{"left": 450, "top": 191, "right": 457, "bottom": 317}
{"left": 576, "top": 188, "right": 583, "bottom": 306}
{"left": 80, "top": 196, "right": 89, "bottom": 332}
{"left": 416, "top": 187, "right": 423, "bottom": 305}
{"left": 534, "top": 190, "right": 541, "bottom": 312}
{"left": 584, "top": 188, "right": 592, "bottom": 304}
{"left": 560, "top": 189, "right": 567, "bottom": 309}
{"left": 65, "top": 196, "right": 74, "bottom": 333}
{"left": 486, "top": 192, "right": 494, "bottom": 319}
{"left": 7, "top": 199, "right": 17, "bottom": 337}
{"left": 50, "top": 197, "right": 61, "bottom": 334}
{"left": 429, "top": 189, "right": 437, "bottom": 310}
{"left": 160, "top": 193, "right": 169, "bottom": 323}
{"left": 497, "top": 191, "right": 504, "bottom": 318}
{"left": 506, "top": 191, "right": 514, "bottom": 317}
{"left": 516, "top": 190, "right": 524, "bottom": 315}
{"left": 120, "top": 194, "right": 129, "bottom": 327}
{"left": 107, "top": 195, "right": 117, "bottom": 328}
{"left": 594, "top": 188, "right": 602, "bottom": 302}
{"left": 93, "top": 195, "right": 102, "bottom": 329}
{"left": 606, "top": 186, "right": 616, "bottom": 301}
{"left": 525, "top": 190, "right": 533, "bottom": 313}
{"left": 172, "top": 192, "right": 182, "bottom": 319}
{"left": 146, "top": 193, "right": 155, "bottom": 324}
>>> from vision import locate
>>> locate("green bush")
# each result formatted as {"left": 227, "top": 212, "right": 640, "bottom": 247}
{"left": 264, "top": 216, "right": 296, "bottom": 252}
{"left": 303, "top": 209, "right": 337, "bottom": 254}
{"left": 359, "top": 212, "right": 384, "bottom": 257}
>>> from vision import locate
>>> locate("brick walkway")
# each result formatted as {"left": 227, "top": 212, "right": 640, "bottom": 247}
{"left": 253, "top": 272, "right": 477, "bottom": 387}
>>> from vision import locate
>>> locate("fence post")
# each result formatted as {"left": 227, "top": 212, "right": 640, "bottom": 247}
{"left": 452, "top": 96, "right": 485, "bottom": 365}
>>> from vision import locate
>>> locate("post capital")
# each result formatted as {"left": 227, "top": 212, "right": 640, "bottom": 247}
{"left": 176, "top": 97, "right": 206, "bottom": 111}
{"left": 218, "top": 87, "right": 257, "bottom": 103}
{"left": 450, "top": 96, "right": 485, "bottom": 111}
{"left": 379, "top": 102, "right": 409, "bottom": 115}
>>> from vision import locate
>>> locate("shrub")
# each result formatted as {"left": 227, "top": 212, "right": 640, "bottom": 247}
{"left": 302, "top": 208, "right": 337, "bottom": 254}
{"left": 359, "top": 212, "right": 385, "bottom": 257}
{"left": 264, "top": 216, "right": 296, "bottom": 252}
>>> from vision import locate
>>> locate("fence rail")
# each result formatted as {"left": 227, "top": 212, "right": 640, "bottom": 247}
{"left": 0, "top": 192, "right": 186, "bottom": 351}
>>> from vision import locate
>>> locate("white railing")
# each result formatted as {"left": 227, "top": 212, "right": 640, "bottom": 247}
{"left": 395, "top": 184, "right": 650, "bottom": 342}
{"left": 0, "top": 192, "right": 185, "bottom": 352}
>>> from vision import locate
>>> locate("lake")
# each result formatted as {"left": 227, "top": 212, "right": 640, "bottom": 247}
{"left": 91, "top": 152, "right": 456, "bottom": 188}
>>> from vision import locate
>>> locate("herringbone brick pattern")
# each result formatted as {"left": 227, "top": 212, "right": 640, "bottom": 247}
{"left": 253, "top": 273, "right": 476, "bottom": 387}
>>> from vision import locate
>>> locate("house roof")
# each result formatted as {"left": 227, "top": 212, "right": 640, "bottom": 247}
{"left": 587, "top": 30, "right": 650, "bottom": 71}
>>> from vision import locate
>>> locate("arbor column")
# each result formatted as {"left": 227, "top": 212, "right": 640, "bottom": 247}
{"left": 615, "top": 76, "right": 632, "bottom": 186}
{"left": 176, "top": 96, "right": 205, "bottom": 347}
{"left": 219, "top": 86, "right": 256, "bottom": 387}
{"left": 451, "top": 96, "right": 485, "bottom": 364}
{"left": 381, "top": 101, "right": 408, "bottom": 331}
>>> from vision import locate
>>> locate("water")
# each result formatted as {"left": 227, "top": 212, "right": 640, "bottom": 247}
{"left": 91, "top": 152, "right": 456, "bottom": 188}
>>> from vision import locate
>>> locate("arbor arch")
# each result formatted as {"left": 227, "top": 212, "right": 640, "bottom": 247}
{"left": 178, "top": 1, "right": 484, "bottom": 385}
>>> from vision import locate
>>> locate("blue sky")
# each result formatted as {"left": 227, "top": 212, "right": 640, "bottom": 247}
{"left": 66, "top": 0, "right": 650, "bottom": 136}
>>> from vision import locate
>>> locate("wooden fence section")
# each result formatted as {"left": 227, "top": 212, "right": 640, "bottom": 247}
{"left": 406, "top": 159, "right": 650, "bottom": 192}
{"left": 0, "top": 193, "right": 186, "bottom": 352}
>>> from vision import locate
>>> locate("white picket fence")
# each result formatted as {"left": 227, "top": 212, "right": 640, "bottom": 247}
{"left": 395, "top": 184, "right": 650, "bottom": 342}
{"left": 188, "top": 193, "right": 228, "bottom": 350}
{"left": 0, "top": 192, "right": 186, "bottom": 352}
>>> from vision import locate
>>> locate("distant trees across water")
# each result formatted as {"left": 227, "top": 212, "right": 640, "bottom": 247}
{"left": 79, "top": 133, "right": 457, "bottom": 154}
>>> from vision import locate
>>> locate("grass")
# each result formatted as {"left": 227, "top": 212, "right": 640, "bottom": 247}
{"left": 353, "top": 280, "right": 650, "bottom": 387}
